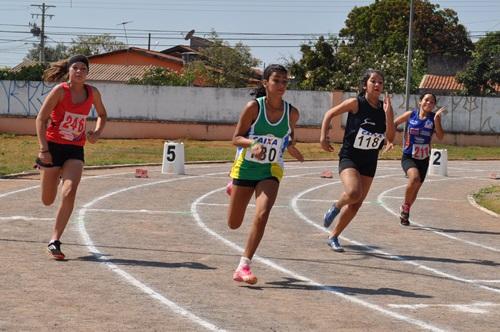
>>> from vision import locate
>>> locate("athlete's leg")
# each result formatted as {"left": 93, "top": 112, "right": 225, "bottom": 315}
{"left": 331, "top": 173, "right": 374, "bottom": 237}
{"left": 404, "top": 167, "right": 422, "bottom": 207}
{"left": 336, "top": 168, "right": 364, "bottom": 209}
{"left": 227, "top": 184, "right": 254, "bottom": 230}
{"left": 50, "top": 159, "right": 83, "bottom": 242}
{"left": 40, "top": 166, "right": 61, "bottom": 206}
{"left": 242, "top": 178, "right": 279, "bottom": 260}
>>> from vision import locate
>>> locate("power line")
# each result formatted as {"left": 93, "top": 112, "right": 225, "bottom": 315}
{"left": 30, "top": 2, "right": 55, "bottom": 64}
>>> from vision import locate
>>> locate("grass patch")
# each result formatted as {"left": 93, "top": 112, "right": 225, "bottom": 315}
{"left": 1, "top": 134, "right": 500, "bottom": 176}
{"left": 473, "top": 185, "right": 500, "bottom": 214}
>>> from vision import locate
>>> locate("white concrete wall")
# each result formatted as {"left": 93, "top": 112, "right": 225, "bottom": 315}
{"left": 1, "top": 80, "right": 498, "bottom": 134}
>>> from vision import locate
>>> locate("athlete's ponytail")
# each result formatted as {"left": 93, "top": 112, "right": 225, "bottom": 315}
{"left": 43, "top": 54, "right": 89, "bottom": 82}
{"left": 43, "top": 59, "right": 70, "bottom": 82}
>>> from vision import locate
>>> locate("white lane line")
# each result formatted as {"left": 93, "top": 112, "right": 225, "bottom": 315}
{"left": 86, "top": 208, "right": 190, "bottom": 215}
{"left": 0, "top": 171, "right": 133, "bottom": 199}
{"left": 191, "top": 186, "right": 446, "bottom": 332}
{"left": 0, "top": 216, "right": 54, "bottom": 221}
{"left": 0, "top": 185, "right": 40, "bottom": 198}
{"left": 387, "top": 302, "right": 500, "bottom": 314}
{"left": 197, "top": 202, "right": 289, "bottom": 208}
{"left": 377, "top": 179, "right": 500, "bottom": 252}
{"left": 297, "top": 198, "right": 373, "bottom": 204}
{"left": 383, "top": 196, "right": 463, "bottom": 202}
{"left": 467, "top": 194, "right": 499, "bottom": 218}
{"left": 292, "top": 177, "right": 500, "bottom": 295}
{"left": 77, "top": 172, "right": 228, "bottom": 332}
{"left": 469, "top": 280, "right": 500, "bottom": 283}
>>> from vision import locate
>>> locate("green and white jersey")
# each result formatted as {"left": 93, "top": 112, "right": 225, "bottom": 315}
{"left": 230, "top": 97, "right": 292, "bottom": 182}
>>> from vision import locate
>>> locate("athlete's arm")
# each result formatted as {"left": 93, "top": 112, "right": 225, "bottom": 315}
{"left": 433, "top": 107, "right": 446, "bottom": 140}
{"left": 383, "top": 92, "right": 395, "bottom": 143}
{"left": 232, "top": 100, "right": 263, "bottom": 157}
{"left": 393, "top": 111, "right": 412, "bottom": 127}
{"left": 87, "top": 87, "right": 107, "bottom": 144}
{"left": 320, "top": 97, "right": 358, "bottom": 152}
{"left": 288, "top": 106, "right": 304, "bottom": 162}
{"left": 35, "top": 85, "right": 64, "bottom": 164}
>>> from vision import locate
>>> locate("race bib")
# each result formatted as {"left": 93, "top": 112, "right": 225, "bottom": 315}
{"left": 59, "top": 111, "right": 86, "bottom": 141}
{"left": 412, "top": 143, "right": 430, "bottom": 160}
{"left": 245, "top": 135, "right": 283, "bottom": 164}
{"left": 353, "top": 128, "right": 384, "bottom": 150}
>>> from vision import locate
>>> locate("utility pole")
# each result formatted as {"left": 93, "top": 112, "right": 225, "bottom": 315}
{"left": 31, "top": 3, "right": 55, "bottom": 64}
{"left": 404, "top": 0, "right": 415, "bottom": 112}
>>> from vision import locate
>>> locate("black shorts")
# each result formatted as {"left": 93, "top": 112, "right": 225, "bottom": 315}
{"left": 338, "top": 156, "right": 378, "bottom": 178}
{"left": 45, "top": 141, "right": 85, "bottom": 167}
{"left": 401, "top": 154, "right": 429, "bottom": 183}
{"left": 232, "top": 177, "right": 279, "bottom": 188}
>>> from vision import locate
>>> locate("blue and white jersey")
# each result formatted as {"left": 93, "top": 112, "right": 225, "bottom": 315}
{"left": 402, "top": 109, "right": 436, "bottom": 160}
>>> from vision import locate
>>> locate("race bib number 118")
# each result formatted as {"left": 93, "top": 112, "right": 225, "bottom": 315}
{"left": 353, "top": 129, "right": 384, "bottom": 150}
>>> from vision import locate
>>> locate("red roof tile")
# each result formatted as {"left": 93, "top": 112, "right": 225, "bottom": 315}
{"left": 87, "top": 64, "right": 157, "bottom": 82}
{"left": 419, "top": 74, "right": 464, "bottom": 91}
{"left": 419, "top": 74, "right": 500, "bottom": 93}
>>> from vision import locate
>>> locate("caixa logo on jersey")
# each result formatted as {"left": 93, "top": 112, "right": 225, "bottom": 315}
{"left": 251, "top": 135, "right": 279, "bottom": 146}
{"left": 424, "top": 120, "right": 434, "bottom": 129}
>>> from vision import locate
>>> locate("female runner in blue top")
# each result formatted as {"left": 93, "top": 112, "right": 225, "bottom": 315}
{"left": 394, "top": 93, "right": 445, "bottom": 225}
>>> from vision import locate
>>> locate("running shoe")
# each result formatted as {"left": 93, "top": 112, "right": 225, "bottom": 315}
{"left": 233, "top": 264, "right": 257, "bottom": 284}
{"left": 327, "top": 236, "right": 345, "bottom": 252}
{"left": 47, "top": 240, "right": 65, "bottom": 260}
{"left": 400, "top": 205, "right": 410, "bottom": 226}
{"left": 323, "top": 205, "right": 340, "bottom": 228}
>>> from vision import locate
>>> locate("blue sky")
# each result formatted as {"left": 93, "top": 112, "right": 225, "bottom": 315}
{"left": 0, "top": 0, "right": 499, "bottom": 68}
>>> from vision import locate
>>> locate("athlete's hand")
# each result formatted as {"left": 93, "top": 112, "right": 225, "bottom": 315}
{"left": 320, "top": 136, "right": 334, "bottom": 152}
{"left": 37, "top": 150, "right": 53, "bottom": 166}
{"left": 251, "top": 143, "right": 265, "bottom": 160}
{"left": 87, "top": 130, "right": 100, "bottom": 144}
{"left": 382, "top": 141, "right": 394, "bottom": 154}
{"left": 434, "top": 106, "right": 446, "bottom": 121}
{"left": 287, "top": 145, "right": 304, "bottom": 162}
{"left": 383, "top": 92, "right": 393, "bottom": 113}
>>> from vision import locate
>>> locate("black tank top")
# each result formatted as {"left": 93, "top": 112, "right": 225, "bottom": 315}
{"left": 339, "top": 95, "right": 387, "bottom": 160}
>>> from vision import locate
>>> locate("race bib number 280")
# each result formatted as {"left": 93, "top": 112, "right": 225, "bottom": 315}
{"left": 353, "top": 129, "right": 384, "bottom": 150}
{"left": 244, "top": 135, "right": 283, "bottom": 164}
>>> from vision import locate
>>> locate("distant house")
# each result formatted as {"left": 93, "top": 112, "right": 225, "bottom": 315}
{"left": 86, "top": 64, "right": 157, "bottom": 83}
{"left": 418, "top": 74, "right": 464, "bottom": 95}
{"left": 88, "top": 47, "right": 184, "bottom": 73}
{"left": 419, "top": 74, "right": 500, "bottom": 95}
{"left": 10, "top": 36, "right": 262, "bottom": 86}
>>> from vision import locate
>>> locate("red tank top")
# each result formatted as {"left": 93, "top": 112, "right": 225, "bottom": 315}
{"left": 46, "top": 82, "right": 94, "bottom": 146}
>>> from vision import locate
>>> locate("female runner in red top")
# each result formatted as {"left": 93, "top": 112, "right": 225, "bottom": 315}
{"left": 35, "top": 54, "right": 107, "bottom": 260}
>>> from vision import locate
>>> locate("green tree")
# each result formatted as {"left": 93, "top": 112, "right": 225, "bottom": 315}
{"left": 456, "top": 32, "right": 500, "bottom": 96}
{"left": 197, "top": 31, "right": 261, "bottom": 88}
{"left": 26, "top": 43, "right": 69, "bottom": 63}
{"left": 67, "top": 34, "right": 126, "bottom": 56}
{"left": 289, "top": 0, "right": 469, "bottom": 92}
{"left": 288, "top": 36, "right": 342, "bottom": 91}
{"left": 128, "top": 65, "right": 201, "bottom": 86}
{"left": 0, "top": 63, "right": 46, "bottom": 81}
{"left": 340, "top": 0, "right": 473, "bottom": 58}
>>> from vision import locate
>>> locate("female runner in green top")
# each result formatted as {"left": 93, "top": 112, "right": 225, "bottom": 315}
{"left": 228, "top": 64, "right": 303, "bottom": 284}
